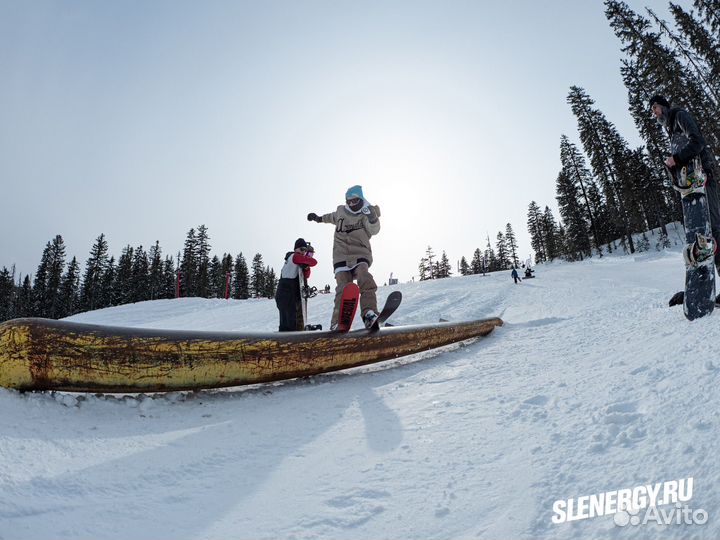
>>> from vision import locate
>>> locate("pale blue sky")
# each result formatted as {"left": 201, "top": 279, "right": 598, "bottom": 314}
{"left": 1, "top": 0, "right": 673, "bottom": 289}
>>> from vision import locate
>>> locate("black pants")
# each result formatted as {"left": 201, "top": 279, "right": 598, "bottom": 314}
{"left": 275, "top": 279, "right": 300, "bottom": 332}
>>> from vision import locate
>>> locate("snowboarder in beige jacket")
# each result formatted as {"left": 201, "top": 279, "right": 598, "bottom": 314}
{"left": 307, "top": 185, "right": 381, "bottom": 330}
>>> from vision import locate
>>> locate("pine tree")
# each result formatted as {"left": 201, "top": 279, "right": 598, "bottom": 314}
{"left": 505, "top": 224, "right": 520, "bottom": 268}
{"left": 567, "top": 86, "right": 637, "bottom": 254}
{"left": 220, "top": 254, "right": 234, "bottom": 299}
{"left": 162, "top": 255, "right": 177, "bottom": 299}
{"left": 495, "top": 232, "right": 509, "bottom": 270}
{"left": 232, "top": 253, "right": 250, "bottom": 299}
{"left": 33, "top": 235, "right": 66, "bottom": 318}
{"left": 263, "top": 266, "right": 277, "bottom": 298}
{"left": 251, "top": 254, "right": 265, "bottom": 297}
{"left": 527, "top": 201, "right": 547, "bottom": 263}
{"left": 57, "top": 257, "right": 80, "bottom": 318}
{"left": 13, "top": 275, "right": 33, "bottom": 318}
{"left": 459, "top": 256, "right": 470, "bottom": 276}
{"left": 99, "top": 256, "right": 116, "bottom": 307}
{"left": 114, "top": 245, "right": 134, "bottom": 305}
{"left": 0, "top": 266, "right": 15, "bottom": 322}
{"left": 130, "top": 245, "right": 150, "bottom": 303}
{"left": 559, "top": 135, "right": 609, "bottom": 254}
{"left": 80, "top": 233, "right": 110, "bottom": 312}
{"left": 196, "top": 224, "right": 212, "bottom": 297}
{"left": 148, "top": 241, "right": 164, "bottom": 300}
{"left": 437, "top": 251, "right": 452, "bottom": 278}
{"left": 556, "top": 171, "right": 591, "bottom": 260}
{"left": 209, "top": 255, "right": 223, "bottom": 298}
{"left": 470, "top": 248, "right": 483, "bottom": 274}
{"left": 542, "top": 207, "right": 562, "bottom": 261}
{"left": 485, "top": 234, "right": 497, "bottom": 272}
{"left": 424, "top": 246, "right": 436, "bottom": 279}
{"left": 180, "top": 228, "right": 197, "bottom": 297}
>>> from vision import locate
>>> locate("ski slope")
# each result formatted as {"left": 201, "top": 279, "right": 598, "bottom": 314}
{"left": 2, "top": 239, "right": 719, "bottom": 539}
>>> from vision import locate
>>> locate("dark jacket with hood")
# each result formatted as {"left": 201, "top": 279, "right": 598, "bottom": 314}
{"left": 666, "top": 106, "right": 716, "bottom": 174}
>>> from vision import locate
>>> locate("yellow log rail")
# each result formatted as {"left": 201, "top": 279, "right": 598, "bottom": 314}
{"left": 0, "top": 317, "right": 503, "bottom": 393}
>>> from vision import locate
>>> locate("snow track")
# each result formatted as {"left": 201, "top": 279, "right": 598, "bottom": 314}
{"left": 1, "top": 248, "right": 719, "bottom": 539}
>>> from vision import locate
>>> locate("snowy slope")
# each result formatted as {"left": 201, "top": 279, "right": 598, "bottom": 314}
{"left": 2, "top": 241, "right": 720, "bottom": 539}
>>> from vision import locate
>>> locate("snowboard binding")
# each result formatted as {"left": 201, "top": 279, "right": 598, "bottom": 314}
{"left": 301, "top": 285, "right": 318, "bottom": 299}
{"left": 669, "top": 157, "right": 707, "bottom": 197}
{"left": 682, "top": 233, "right": 716, "bottom": 268}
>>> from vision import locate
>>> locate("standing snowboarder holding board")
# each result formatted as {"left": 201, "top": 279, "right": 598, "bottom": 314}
{"left": 650, "top": 95, "right": 720, "bottom": 309}
{"left": 307, "top": 185, "right": 381, "bottom": 330}
{"left": 275, "top": 238, "right": 317, "bottom": 331}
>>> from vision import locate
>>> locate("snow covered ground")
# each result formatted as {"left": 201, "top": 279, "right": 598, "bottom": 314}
{"left": 2, "top": 234, "right": 720, "bottom": 539}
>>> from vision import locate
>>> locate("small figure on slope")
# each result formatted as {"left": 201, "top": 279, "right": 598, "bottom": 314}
{"left": 511, "top": 267, "right": 522, "bottom": 284}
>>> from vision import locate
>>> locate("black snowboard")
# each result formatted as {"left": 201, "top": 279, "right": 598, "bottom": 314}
{"left": 669, "top": 161, "right": 716, "bottom": 320}
{"left": 368, "top": 291, "right": 402, "bottom": 332}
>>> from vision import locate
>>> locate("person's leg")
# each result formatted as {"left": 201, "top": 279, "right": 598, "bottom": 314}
{"left": 704, "top": 169, "right": 720, "bottom": 270}
{"left": 331, "top": 271, "right": 354, "bottom": 327}
{"left": 276, "top": 285, "right": 295, "bottom": 331}
{"left": 354, "top": 263, "right": 378, "bottom": 318}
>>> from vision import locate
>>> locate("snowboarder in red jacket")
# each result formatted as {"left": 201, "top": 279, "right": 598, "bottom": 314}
{"left": 275, "top": 238, "right": 317, "bottom": 331}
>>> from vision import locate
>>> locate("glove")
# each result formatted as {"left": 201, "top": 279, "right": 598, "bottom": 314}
{"left": 303, "top": 268, "right": 311, "bottom": 279}
{"left": 362, "top": 205, "right": 378, "bottom": 223}
{"left": 307, "top": 212, "right": 322, "bottom": 223}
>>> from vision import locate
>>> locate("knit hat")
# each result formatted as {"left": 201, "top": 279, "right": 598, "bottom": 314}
{"left": 649, "top": 95, "right": 671, "bottom": 109}
{"left": 345, "top": 185, "right": 364, "bottom": 201}
{"left": 294, "top": 238, "right": 308, "bottom": 250}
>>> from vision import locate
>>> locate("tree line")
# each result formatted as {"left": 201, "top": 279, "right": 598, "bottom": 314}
{"left": 527, "top": 0, "right": 719, "bottom": 263}
{"left": 419, "top": 223, "right": 523, "bottom": 280}
{"left": 0, "top": 225, "right": 278, "bottom": 323}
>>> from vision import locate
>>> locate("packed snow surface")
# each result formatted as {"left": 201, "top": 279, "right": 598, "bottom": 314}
{"left": 2, "top": 241, "right": 719, "bottom": 539}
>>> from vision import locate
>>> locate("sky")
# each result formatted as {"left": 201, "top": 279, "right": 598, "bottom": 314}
{"left": 0, "top": 0, "right": 677, "bottom": 290}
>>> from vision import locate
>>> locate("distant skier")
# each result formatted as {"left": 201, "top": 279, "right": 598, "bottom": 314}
{"left": 511, "top": 267, "right": 521, "bottom": 284}
{"left": 650, "top": 95, "right": 720, "bottom": 306}
{"left": 307, "top": 185, "right": 381, "bottom": 330}
{"left": 275, "top": 238, "right": 317, "bottom": 332}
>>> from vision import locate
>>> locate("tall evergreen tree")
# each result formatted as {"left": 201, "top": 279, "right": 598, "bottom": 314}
{"left": 196, "top": 225, "right": 212, "bottom": 298}
{"left": 527, "top": 202, "right": 547, "bottom": 263}
{"left": 263, "top": 266, "right": 277, "bottom": 298}
{"left": 209, "top": 255, "right": 223, "bottom": 298}
{"left": 459, "top": 256, "right": 470, "bottom": 276}
{"left": 251, "top": 253, "right": 265, "bottom": 297}
{"left": 505, "top": 224, "right": 520, "bottom": 268}
{"left": 130, "top": 245, "right": 150, "bottom": 303}
{"left": 496, "top": 232, "right": 509, "bottom": 270}
{"left": 567, "top": 86, "right": 637, "bottom": 254}
{"left": 13, "top": 275, "right": 33, "bottom": 318}
{"left": 148, "top": 241, "right": 164, "bottom": 300}
{"left": 542, "top": 207, "right": 562, "bottom": 261}
{"left": 58, "top": 256, "right": 80, "bottom": 318}
{"left": 114, "top": 245, "right": 134, "bottom": 305}
{"left": 470, "top": 248, "right": 484, "bottom": 274}
{"left": 180, "top": 228, "right": 197, "bottom": 297}
{"left": 80, "top": 233, "right": 110, "bottom": 312}
{"left": 161, "top": 255, "right": 177, "bottom": 299}
{"left": 0, "top": 267, "right": 15, "bottom": 321}
{"left": 556, "top": 171, "right": 591, "bottom": 260}
{"left": 232, "top": 253, "right": 250, "bottom": 299}
{"left": 437, "top": 251, "right": 452, "bottom": 278}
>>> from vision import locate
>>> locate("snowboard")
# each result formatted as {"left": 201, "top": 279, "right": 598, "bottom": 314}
{"left": 336, "top": 283, "right": 360, "bottom": 332}
{"left": 298, "top": 270, "right": 321, "bottom": 331}
{"left": 367, "top": 291, "right": 402, "bottom": 332}
{"left": 667, "top": 159, "right": 716, "bottom": 320}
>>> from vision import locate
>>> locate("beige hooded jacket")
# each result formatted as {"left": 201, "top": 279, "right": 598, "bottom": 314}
{"left": 320, "top": 204, "right": 381, "bottom": 271}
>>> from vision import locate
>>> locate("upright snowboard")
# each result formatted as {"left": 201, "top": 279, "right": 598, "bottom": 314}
{"left": 668, "top": 159, "right": 716, "bottom": 320}
{"left": 298, "top": 270, "right": 321, "bottom": 331}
